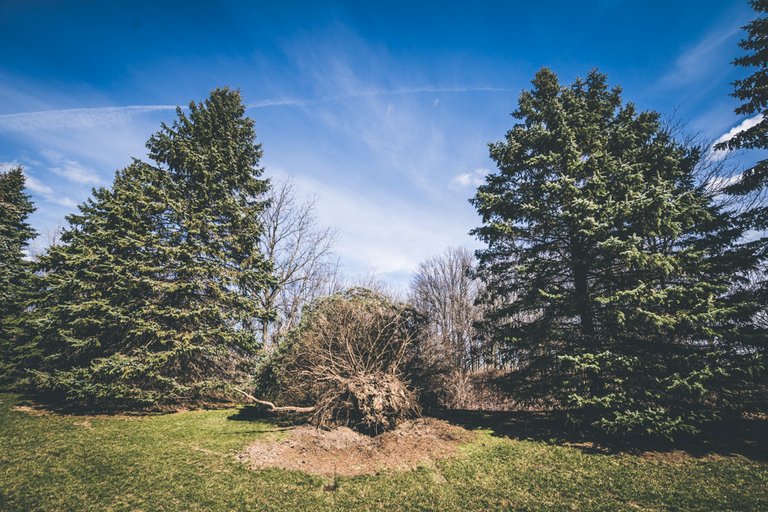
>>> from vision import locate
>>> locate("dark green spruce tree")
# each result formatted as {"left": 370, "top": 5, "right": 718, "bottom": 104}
{"left": 472, "top": 68, "right": 763, "bottom": 439}
{"left": 715, "top": 0, "right": 768, "bottom": 376}
{"left": 0, "top": 167, "right": 37, "bottom": 383}
{"left": 27, "top": 89, "right": 274, "bottom": 407}
{"left": 716, "top": 0, "right": 768, "bottom": 205}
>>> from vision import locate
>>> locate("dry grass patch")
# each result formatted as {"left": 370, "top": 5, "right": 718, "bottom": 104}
{"left": 11, "top": 404, "right": 52, "bottom": 416}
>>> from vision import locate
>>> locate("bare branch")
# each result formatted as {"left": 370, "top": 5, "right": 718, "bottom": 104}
{"left": 232, "top": 387, "right": 316, "bottom": 413}
{"left": 256, "top": 178, "right": 340, "bottom": 349}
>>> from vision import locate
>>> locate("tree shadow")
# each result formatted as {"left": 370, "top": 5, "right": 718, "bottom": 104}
{"left": 5, "top": 389, "right": 235, "bottom": 417}
{"left": 434, "top": 408, "right": 768, "bottom": 462}
{"left": 227, "top": 405, "right": 310, "bottom": 429}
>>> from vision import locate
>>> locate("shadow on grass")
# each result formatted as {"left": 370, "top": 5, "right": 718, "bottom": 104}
{"left": 3, "top": 387, "right": 238, "bottom": 417}
{"left": 2, "top": 386, "right": 310, "bottom": 428}
{"left": 227, "top": 405, "right": 310, "bottom": 429}
{"left": 433, "top": 408, "right": 768, "bottom": 462}
{"left": 8, "top": 384, "right": 764, "bottom": 463}
{"left": 227, "top": 400, "right": 768, "bottom": 463}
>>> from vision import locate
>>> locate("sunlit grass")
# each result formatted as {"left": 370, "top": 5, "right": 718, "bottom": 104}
{"left": 1, "top": 392, "right": 766, "bottom": 511}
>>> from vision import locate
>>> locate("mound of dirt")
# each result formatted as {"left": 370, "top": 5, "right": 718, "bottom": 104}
{"left": 237, "top": 417, "right": 474, "bottom": 476}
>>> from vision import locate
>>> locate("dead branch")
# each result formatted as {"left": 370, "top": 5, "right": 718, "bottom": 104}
{"left": 233, "top": 387, "right": 316, "bottom": 413}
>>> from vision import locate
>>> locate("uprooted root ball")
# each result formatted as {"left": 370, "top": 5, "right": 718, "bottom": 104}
{"left": 313, "top": 372, "right": 419, "bottom": 435}
{"left": 253, "top": 288, "right": 425, "bottom": 434}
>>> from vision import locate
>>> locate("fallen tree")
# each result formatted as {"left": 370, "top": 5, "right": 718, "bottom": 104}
{"left": 250, "top": 288, "right": 423, "bottom": 434}
{"left": 232, "top": 387, "right": 316, "bottom": 413}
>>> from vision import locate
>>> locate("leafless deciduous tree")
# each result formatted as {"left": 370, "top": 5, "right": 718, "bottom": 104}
{"left": 257, "top": 178, "right": 340, "bottom": 350}
{"left": 409, "top": 246, "right": 483, "bottom": 372}
{"left": 347, "top": 272, "right": 404, "bottom": 301}
{"left": 27, "top": 225, "right": 63, "bottom": 261}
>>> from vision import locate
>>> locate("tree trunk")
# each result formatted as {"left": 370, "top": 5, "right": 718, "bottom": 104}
{"left": 233, "top": 388, "right": 315, "bottom": 413}
{"left": 569, "top": 229, "right": 596, "bottom": 344}
{"left": 572, "top": 261, "right": 595, "bottom": 340}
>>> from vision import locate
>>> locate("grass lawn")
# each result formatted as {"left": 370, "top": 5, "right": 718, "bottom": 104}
{"left": 1, "top": 392, "right": 766, "bottom": 511}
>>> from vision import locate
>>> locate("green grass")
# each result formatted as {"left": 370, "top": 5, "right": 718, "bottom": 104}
{"left": 1, "top": 392, "right": 766, "bottom": 511}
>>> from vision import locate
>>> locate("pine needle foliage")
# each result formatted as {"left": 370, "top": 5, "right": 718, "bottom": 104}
{"left": 0, "top": 167, "right": 37, "bottom": 383}
{"left": 25, "top": 89, "right": 273, "bottom": 407}
{"left": 472, "top": 68, "right": 765, "bottom": 439}
{"left": 716, "top": 0, "right": 768, "bottom": 205}
{"left": 715, "top": 0, "right": 768, "bottom": 387}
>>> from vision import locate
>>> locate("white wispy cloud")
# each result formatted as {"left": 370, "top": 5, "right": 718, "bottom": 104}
{"left": 710, "top": 113, "right": 764, "bottom": 160}
{"left": 246, "top": 85, "right": 509, "bottom": 110}
{"left": 23, "top": 173, "right": 53, "bottom": 195}
{"left": 39, "top": 150, "right": 103, "bottom": 185}
{"left": 274, "top": 167, "right": 481, "bottom": 284}
{"left": 326, "top": 85, "right": 509, "bottom": 101}
{"left": 706, "top": 172, "right": 743, "bottom": 193}
{"left": 23, "top": 171, "right": 77, "bottom": 208}
{"left": 0, "top": 34, "right": 502, "bottom": 283}
{"left": 698, "top": 114, "right": 762, "bottom": 193}
{"left": 1, "top": 161, "right": 78, "bottom": 208}
{"left": 0, "top": 105, "right": 176, "bottom": 132}
{"left": 0, "top": 85, "right": 507, "bottom": 133}
{"left": 451, "top": 168, "right": 489, "bottom": 188}
{"left": 0, "top": 161, "right": 19, "bottom": 172}
{"left": 658, "top": 18, "right": 743, "bottom": 89}
{"left": 247, "top": 98, "right": 310, "bottom": 109}
{"left": 273, "top": 48, "right": 501, "bottom": 198}
{"left": 49, "top": 161, "right": 101, "bottom": 185}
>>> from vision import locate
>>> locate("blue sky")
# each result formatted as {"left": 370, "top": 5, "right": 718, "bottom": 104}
{"left": 0, "top": 0, "right": 758, "bottom": 289}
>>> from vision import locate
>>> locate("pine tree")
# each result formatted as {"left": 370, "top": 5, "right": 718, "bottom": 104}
{"left": 27, "top": 89, "right": 273, "bottom": 407}
{"left": 472, "top": 68, "right": 762, "bottom": 439}
{"left": 715, "top": 0, "right": 768, "bottom": 206}
{"left": 0, "top": 166, "right": 37, "bottom": 383}
{"left": 717, "top": 0, "right": 768, "bottom": 415}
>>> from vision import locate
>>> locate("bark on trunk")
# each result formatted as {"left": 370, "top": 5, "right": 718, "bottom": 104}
{"left": 233, "top": 388, "right": 316, "bottom": 413}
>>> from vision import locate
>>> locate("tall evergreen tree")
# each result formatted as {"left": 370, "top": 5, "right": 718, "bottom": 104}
{"left": 716, "top": 0, "right": 768, "bottom": 206}
{"left": 716, "top": 0, "right": 768, "bottom": 381}
{"left": 0, "top": 166, "right": 37, "bottom": 383}
{"left": 472, "top": 68, "right": 763, "bottom": 439}
{"left": 27, "top": 89, "right": 274, "bottom": 407}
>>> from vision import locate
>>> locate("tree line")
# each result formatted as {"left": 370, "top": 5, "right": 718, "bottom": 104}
{"left": 0, "top": 1, "right": 766, "bottom": 439}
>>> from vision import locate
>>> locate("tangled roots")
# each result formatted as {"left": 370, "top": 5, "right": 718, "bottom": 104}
{"left": 313, "top": 373, "right": 419, "bottom": 435}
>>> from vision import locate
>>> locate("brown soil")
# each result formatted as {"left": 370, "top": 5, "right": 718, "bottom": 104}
{"left": 237, "top": 417, "right": 474, "bottom": 476}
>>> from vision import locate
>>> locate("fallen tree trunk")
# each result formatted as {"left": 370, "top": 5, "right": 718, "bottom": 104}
{"left": 233, "top": 388, "right": 316, "bottom": 413}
